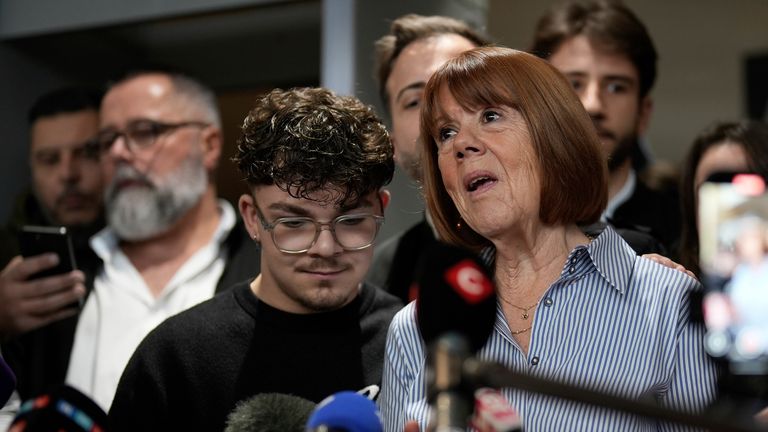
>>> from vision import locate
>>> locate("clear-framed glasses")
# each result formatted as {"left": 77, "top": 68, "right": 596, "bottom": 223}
{"left": 254, "top": 205, "right": 384, "bottom": 254}
{"left": 95, "top": 119, "right": 209, "bottom": 154}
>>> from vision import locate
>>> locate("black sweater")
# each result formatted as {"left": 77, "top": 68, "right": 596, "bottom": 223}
{"left": 108, "top": 280, "right": 402, "bottom": 431}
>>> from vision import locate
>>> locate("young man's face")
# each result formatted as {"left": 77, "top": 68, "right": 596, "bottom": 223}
{"left": 240, "top": 185, "right": 389, "bottom": 314}
{"left": 30, "top": 109, "right": 105, "bottom": 227}
{"left": 548, "top": 35, "right": 652, "bottom": 172}
{"left": 386, "top": 34, "right": 477, "bottom": 182}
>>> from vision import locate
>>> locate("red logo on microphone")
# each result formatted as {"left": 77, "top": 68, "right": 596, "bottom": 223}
{"left": 444, "top": 259, "right": 494, "bottom": 304}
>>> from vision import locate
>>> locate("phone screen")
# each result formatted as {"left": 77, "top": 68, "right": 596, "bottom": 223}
{"left": 700, "top": 173, "right": 768, "bottom": 375}
{"left": 18, "top": 225, "right": 77, "bottom": 280}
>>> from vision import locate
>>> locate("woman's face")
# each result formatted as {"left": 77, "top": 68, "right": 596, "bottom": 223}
{"left": 432, "top": 87, "right": 541, "bottom": 240}
{"left": 694, "top": 141, "right": 750, "bottom": 235}
{"left": 694, "top": 141, "right": 749, "bottom": 190}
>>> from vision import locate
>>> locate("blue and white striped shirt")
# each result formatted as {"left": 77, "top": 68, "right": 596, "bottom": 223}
{"left": 379, "top": 226, "right": 719, "bottom": 431}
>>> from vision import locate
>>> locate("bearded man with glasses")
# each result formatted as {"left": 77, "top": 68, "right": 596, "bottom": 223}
{"left": 1, "top": 71, "right": 261, "bottom": 413}
{"left": 108, "top": 87, "right": 403, "bottom": 431}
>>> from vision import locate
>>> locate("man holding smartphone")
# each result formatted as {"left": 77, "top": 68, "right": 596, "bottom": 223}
{"left": 0, "top": 87, "right": 105, "bottom": 338}
{"left": 1, "top": 71, "right": 260, "bottom": 411}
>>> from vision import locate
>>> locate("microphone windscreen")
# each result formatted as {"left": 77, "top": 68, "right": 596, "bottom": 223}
{"left": 224, "top": 393, "right": 315, "bottom": 432}
{"left": 415, "top": 242, "right": 497, "bottom": 353}
{"left": 306, "top": 391, "right": 383, "bottom": 432}
{"left": 10, "top": 385, "right": 107, "bottom": 432}
{"left": 0, "top": 356, "right": 16, "bottom": 406}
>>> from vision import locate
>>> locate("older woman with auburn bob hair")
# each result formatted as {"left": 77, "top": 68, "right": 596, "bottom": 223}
{"left": 379, "top": 47, "right": 718, "bottom": 431}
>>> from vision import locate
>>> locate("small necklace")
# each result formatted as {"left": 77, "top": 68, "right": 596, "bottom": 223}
{"left": 499, "top": 296, "right": 539, "bottom": 320}
{"left": 510, "top": 325, "right": 532, "bottom": 335}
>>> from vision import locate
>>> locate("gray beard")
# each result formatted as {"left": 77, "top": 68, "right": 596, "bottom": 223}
{"left": 105, "top": 155, "right": 207, "bottom": 241}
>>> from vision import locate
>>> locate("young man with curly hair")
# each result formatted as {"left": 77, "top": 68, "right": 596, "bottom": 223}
{"left": 108, "top": 87, "right": 402, "bottom": 431}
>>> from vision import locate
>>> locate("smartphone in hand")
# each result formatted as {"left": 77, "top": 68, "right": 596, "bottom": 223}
{"left": 18, "top": 225, "right": 77, "bottom": 280}
{"left": 699, "top": 172, "right": 768, "bottom": 375}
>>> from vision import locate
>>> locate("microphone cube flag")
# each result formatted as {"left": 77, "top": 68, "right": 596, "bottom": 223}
{"left": 306, "top": 391, "right": 383, "bottom": 432}
{"left": 416, "top": 242, "right": 497, "bottom": 353}
{"left": 471, "top": 388, "right": 522, "bottom": 432}
{"left": 444, "top": 259, "right": 494, "bottom": 304}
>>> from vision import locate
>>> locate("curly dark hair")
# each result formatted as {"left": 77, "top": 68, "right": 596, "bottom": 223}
{"left": 234, "top": 87, "right": 394, "bottom": 206}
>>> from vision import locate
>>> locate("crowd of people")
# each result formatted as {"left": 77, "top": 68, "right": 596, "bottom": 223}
{"left": 1, "top": 1, "right": 766, "bottom": 431}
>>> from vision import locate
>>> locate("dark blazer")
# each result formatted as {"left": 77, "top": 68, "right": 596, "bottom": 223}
{"left": 366, "top": 218, "right": 438, "bottom": 305}
{"left": 612, "top": 178, "right": 681, "bottom": 255}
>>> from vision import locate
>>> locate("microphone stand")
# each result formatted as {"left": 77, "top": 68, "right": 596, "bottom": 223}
{"left": 428, "top": 333, "right": 472, "bottom": 432}
{"left": 463, "top": 358, "right": 766, "bottom": 432}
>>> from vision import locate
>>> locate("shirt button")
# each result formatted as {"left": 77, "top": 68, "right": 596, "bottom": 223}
{"left": 543, "top": 297, "right": 553, "bottom": 307}
{"left": 568, "top": 266, "right": 575, "bottom": 274}
{"left": 531, "top": 356, "right": 540, "bottom": 366}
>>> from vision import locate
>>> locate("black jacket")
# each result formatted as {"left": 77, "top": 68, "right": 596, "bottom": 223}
{"left": 612, "top": 178, "right": 681, "bottom": 255}
{"left": 366, "top": 218, "right": 438, "bottom": 304}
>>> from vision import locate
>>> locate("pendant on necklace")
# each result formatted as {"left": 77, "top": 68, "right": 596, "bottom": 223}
{"left": 522, "top": 312, "right": 529, "bottom": 319}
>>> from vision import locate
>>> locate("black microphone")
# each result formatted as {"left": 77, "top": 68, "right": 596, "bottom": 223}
{"left": 9, "top": 385, "right": 108, "bottom": 432}
{"left": 414, "top": 242, "right": 497, "bottom": 431}
{"left": 0, "top": 355, "right": 16, "bottom": 407}
{"left": 224, "top": 393, "right": 316, "bottom": 432}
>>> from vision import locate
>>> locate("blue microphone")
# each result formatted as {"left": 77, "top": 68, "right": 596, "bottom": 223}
{"left": 305, "top": 391, "right": 382, "bottom": 432}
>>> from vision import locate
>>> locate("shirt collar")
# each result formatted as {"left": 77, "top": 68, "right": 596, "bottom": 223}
{"left": 603, "top": 168, "right": 636, "bottom": 221}
{"left": 581, "top": 224, "right": 635, "bottom": 294}
{"left": 480, "top": 223, "right": 636, "bottom": 295}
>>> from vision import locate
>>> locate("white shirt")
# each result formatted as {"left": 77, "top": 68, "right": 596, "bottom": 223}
{"left": 66, "top": 200, "right": 236, "bottom": 411}
{"left": 602, "top": 168, "right": 637, "bottom": 221}
{"left": 0, "top": 389, "right": 19, "bottom": 431}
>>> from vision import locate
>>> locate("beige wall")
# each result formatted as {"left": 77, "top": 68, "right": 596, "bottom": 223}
{"left": 488, "top": 0, "right": 768, "bottom": 165}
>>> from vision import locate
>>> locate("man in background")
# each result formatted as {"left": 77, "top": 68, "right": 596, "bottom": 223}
{"left": 530, "top": 0, "right": 681, "bottom": 251}
{"left": 0, "top": 87, "right": 104, "bottom": 338}
{"left": 2, "top": 71, "right": 259, "bottom": 411}
{"left": 367, "top": 14, "right": 490, "bottom": 303}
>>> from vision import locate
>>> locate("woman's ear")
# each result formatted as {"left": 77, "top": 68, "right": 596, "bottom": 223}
{"left": 239, "top": 193, "right": 260, "bottom": 242}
